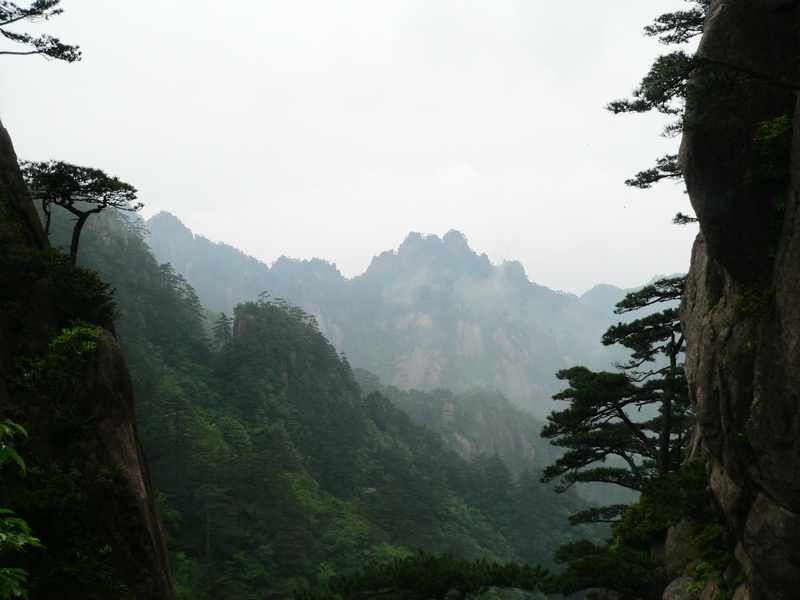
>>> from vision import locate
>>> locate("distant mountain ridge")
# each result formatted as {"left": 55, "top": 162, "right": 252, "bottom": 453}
{"left": 146, "top": 212, "right": 656, "bottom": 416}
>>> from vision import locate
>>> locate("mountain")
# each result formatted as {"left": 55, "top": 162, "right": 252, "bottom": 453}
{"left": 147, "top": 212, "right": 635, "bottom": 417}
{"left": 35, "top": 204, "right": 605, "bottom": 597}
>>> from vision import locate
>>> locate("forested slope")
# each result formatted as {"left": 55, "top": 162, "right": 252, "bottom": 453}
{"left": 44, "top": 207, "right": 598, "bottom": 598}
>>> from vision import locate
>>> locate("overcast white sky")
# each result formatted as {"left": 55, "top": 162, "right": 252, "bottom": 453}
{"left": 0, "top": 0, "right": 698, "bottom": 295}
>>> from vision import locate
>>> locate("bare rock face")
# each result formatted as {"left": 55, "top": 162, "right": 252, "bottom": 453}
{"left": 681, "top": 1, "right": 800, "bottom": 598}
{"left": 681, "top": 0, "right": 800, "bottom": 283}
{"left": 0, "top": 119, "right": 174, "bottom": 598}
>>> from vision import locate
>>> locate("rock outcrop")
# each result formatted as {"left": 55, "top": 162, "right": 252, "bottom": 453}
{"left": 0, "top": 119, "right": 174, "bottom": 598}
{"left": 680, "top": 1, "right": 800, "bottom": 598}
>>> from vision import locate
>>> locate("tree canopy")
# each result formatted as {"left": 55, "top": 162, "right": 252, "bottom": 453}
{"left": 297, "top": 553, "right": 545, "bottom": 600}
{"left": 607, "top": 0, "right": 708, "bottom": 130}
{"left": 0, "top": 1, "right": 80, "bottom": 61}
{"left": 539, "top": 277, "right": 696, "bottom": 597}
{"left": 609, "top": 0, "right": 709, "bottom": 222}
{"left": 541, "top": 276, "right": 692, "bottom": 495}
{"left": 21, "top": 160, "right": 141, "bottom": 261}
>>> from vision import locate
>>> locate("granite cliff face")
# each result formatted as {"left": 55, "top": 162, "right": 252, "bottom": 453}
{"left": 680, "top": 2, "right": 800, "bottom": 598}
{"left": 0, "top": 120, "right": 174, "bottom": 598}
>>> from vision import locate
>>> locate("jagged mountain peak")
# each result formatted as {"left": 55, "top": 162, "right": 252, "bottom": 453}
{"left": 365, "top": 230, "right": 493, "bottom": 280}
{"left": 271, "top": 255, "right": 343, "bottom": 282}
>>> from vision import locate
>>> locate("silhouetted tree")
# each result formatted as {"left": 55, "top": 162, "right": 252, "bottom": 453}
{"left": 0, "top": 1, "right": 80, "bottom": 61}
{"left": 22, "top": 160, "right": 141, "bottom": 261}
{"left": 541, "top": 276, "right": 692, "bottom": 497}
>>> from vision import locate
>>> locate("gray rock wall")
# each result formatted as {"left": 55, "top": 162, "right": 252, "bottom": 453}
{"left": 681, "top": 1, "right": 800, "bottom": 598}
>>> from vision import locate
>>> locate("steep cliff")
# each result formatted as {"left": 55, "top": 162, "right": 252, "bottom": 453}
{"left": 0, "top": 119, "right": 174, "bottom": 598}
{"left": 680, "top": 1, "right": 800, "bottom": 598}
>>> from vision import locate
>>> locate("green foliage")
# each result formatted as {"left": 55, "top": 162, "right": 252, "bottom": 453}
{"left": 4, "top": 340, "right": 134, "bottom": 598}
{"left": 608, "top": 0, "right": 706, "bottom": 125}
{"left": 613, "top": 460, "right": 708, "bottom": 545}
{"left": 0, "top": 221, "right": 135, "bottom": 597}
{"left": 746, "top": 114, "right": 793, "bottom": 257}
{"left": 1, "top": 453, "right": 134, "bottom": 598}
{"left": 0, "top": 1, "right": 80, "bottom": 61}
{"left": 541, "top": 279, "right": 699, "bottom": 597}
{"left": 542, "top": 276, "right": 691, "bottom": 494}
{"left": 545, "top": 459, "right": 726, "bottom": 598}
{"left": 611, "top": 0, "right": 708, "bottom": 226}
{"left": 625, "top": 153, "right": 682, "bottom": 189}
{"left": 0, "top": 233, "right": 50, "bottom": 303}
{"left": 298, "top": 552, "right": 545, "bottom": 600}
{"left": 541, "top": 543, "right": 656, "bottom": 598}
{"left": 749, "top": 115, "right": 792, "bottom": 183}
{"left": 0, "top": 232, "right": 117, "bottom": 327}
{"left": 607, "top": 50, "right": 696, "bottom": 124}
{"left": 748, "top": 115, "right": 792, "bottom": 212}
{"left": 642, "top": 0, "right": 708, "bottom": 45}
{"left": 691, "top": 524, "right": 731, "bottom": 573}
{"left": 674, "top": 521, "right": 733, "bottom": 598}
{"left": 48, "top": 258, "right": 119, "bottom": 324}
{"left": 567, "top": 504, "right": 628, "bottom": 526}
{"left": 0, "top": 423, "right": 27, "bottom": 475}
{"left": 0, "top": 421, "right": 41, "bottom": 600}
{"left": 360, "top": 380, "right": 549, "bottom": 475}
{"left": 611, "top": 275, "right": 685, "bottom": 315}
{"left": 13, "top": 324, "right": 99, "bottom": 407}
{"left": 212, "top": 312, "right": 233, "bottom": 348}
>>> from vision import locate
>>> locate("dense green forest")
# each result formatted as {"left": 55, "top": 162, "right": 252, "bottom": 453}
{"left": 27, "top": 205, "right": 601, "bottom": 598}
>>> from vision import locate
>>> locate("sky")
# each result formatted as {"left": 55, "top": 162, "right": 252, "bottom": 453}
{"left": 0, "top": 0, "right": 699, "bottom": 295}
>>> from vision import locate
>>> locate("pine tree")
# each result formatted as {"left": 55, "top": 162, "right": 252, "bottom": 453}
{"left": 541, "top": 276, "right": 693, "bottom": 497}
{"left": 0, "top": 1, "right": 81, "bottom": 61}
{"left": 212, "top": 312, "right": 233, "bottom": 348}
{"left": 21, "top": 160, "right": 141, "bottom": 261}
